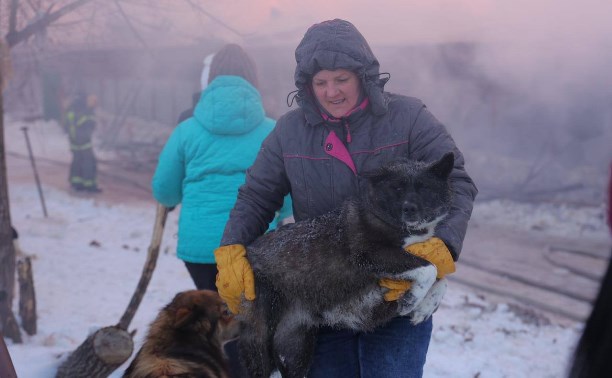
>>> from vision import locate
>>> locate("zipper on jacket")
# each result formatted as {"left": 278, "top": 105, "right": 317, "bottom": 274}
{"left": 343, "top": 119, "right": 352, "bottom": 144}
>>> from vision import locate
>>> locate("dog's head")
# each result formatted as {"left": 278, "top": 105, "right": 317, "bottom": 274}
{"left": 163, "top": 289, "right": 239, "bottom": 344}
{"left": 361, "top": 152, "right": 454, "bottom": 235}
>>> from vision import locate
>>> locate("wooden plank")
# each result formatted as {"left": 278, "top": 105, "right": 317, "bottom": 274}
{"left": 461, "top": 224, "right": 605, "bottom": 307}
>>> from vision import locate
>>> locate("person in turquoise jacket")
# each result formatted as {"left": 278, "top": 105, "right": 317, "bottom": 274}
{"left": 152, "top": 44, "right": 292, "bottom": 291}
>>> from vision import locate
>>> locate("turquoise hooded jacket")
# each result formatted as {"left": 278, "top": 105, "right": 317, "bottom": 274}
{"left": 152, "top": 75, "right": 292, "bottom": 264}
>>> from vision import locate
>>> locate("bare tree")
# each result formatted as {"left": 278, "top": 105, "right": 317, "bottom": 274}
{"left": 4, "top": 0, "right": 97, "bottom": 47}
{"left": 1, "top": 36, "right": 21, "bottom": 343}
{"left": 1, "top": 0, "right": 244, "bottom": 349}
{"left": 0, "top": 0, "right": 96, "bottom": 343}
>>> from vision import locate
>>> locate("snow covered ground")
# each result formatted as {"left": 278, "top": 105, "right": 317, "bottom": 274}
{"left": 4, "top": 183, "right": 607, "bottom": 378}
{"left": 473, "top": 199, "right": 609, "bottom": 242}
{"left": 3, "top": 118, "right": 610, "bottom": 377}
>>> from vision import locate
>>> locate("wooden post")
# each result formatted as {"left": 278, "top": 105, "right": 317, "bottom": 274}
{"left": 17, "top": 256, "right": 37, "bottom": 335}
{"left": 21, "top": 126, "right": 48, "bottom": 217}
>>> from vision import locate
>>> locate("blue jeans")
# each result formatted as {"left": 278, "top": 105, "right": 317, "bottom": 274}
{"left": 308, "top": 316, "right": 433, "bottom": 378}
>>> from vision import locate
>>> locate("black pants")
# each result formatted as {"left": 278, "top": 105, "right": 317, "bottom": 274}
{"left": 184, "top": 262, "right": 218, "bottom": 291}
{"left": 183, "top": 262, "right": 247, "bottom": 378}
{"left": 69, "top": 148, "right": 97, "bottom": 189}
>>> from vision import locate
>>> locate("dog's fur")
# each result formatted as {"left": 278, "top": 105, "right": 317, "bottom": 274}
{"left": 239, "top": 153, "right": 455, "bottom": 378}
{"left": 123, "top": 290, "right": 239, "bottom": 378}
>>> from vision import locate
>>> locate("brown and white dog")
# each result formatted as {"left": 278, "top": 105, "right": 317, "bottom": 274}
{"left": 123, "top": 289, "right": 239, "bottom": 378}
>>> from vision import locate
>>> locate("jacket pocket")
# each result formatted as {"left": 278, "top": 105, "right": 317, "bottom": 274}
{"left": 352, "top": 139, "right": 410, "bottom": 174}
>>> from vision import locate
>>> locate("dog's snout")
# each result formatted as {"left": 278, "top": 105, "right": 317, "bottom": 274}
{"left": 402, "top": 201, "right": 418, "bottom": 215}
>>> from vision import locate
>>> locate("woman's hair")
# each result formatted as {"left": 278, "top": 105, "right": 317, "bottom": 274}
{"left": 208, "top": 44, "right": 259, "bottom": 89}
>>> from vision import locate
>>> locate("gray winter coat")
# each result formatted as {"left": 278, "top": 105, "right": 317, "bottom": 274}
{"left": 221, "top": 19, "right": 477, "bottom": 258}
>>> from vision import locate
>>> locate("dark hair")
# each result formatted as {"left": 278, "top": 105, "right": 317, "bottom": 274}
{"left": 208, "top": 44, "right": 259, "bottom": 89}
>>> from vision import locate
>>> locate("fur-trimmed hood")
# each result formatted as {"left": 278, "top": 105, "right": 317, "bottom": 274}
{"left": 293, "top": 19, "right": 389, "bottom": 125}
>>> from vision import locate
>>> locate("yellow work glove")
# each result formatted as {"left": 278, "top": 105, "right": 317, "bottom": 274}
{"left": 405, "top": 237, "right": 456, "bottom": 279}
{"left": 214, "top": 244, "right": 256, "bottom": 314}
{"left": 379, "top": 278, "right": 412, "bottom": 301}
{"left": 380, "top": 237, "right": 456, "bottom": 301}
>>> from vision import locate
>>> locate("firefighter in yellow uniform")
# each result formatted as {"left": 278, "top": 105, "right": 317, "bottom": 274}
{"left": 65, "top": 93, "right": 101, "bottom": 193}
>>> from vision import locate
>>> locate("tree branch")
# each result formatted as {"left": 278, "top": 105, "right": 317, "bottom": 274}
{"left": 112, "top": 0, "right": 152, "bottom": 53}
{"left": 183, "top": 0, "right": 246, "bottom": 38}
{"left": 5, "top": 0, "right": 96, "bottom": 47}
{"left": 9, "top": 0, "right": 19, "bottom": 35}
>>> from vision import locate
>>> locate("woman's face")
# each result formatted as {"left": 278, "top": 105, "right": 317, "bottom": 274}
{"left": 312, "top": 69, "right": 361, "bottom": 118}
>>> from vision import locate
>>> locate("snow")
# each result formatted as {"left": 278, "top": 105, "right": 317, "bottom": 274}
{"left": 6, "top": 185, "right": 193, "bottom": 377}
{"left": 2, "top": 185, "right": 593, "bottom": 378}
{"left": 473, "top": 199, "right": 609, "bottom": 241}
{"left": 3, "top": 117, "right": 609, "bottom": 377}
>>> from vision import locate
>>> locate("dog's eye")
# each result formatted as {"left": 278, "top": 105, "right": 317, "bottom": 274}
{"left": 221, "top": 307, "right": 232, "bottom": 318}
{"left": 414, "top": 182, "right": 423, "bottom": 192}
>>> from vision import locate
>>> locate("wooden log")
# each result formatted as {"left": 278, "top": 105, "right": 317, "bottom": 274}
{"left": 0, "top": 292, "right": 21, "bottom": 344}
{"left": 55, "top": 326, "right": 133, "bottom": 378}
{"left": 17, "top": 256, "right": 37, "bottom": 335}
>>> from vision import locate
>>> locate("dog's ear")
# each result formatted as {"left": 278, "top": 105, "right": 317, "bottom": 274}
{"left": 429, "top": 152, "right": 454, "bottom": 179}
{"left": 173, "top": 305, "right": 213, "bottom": 333}
{"left": 174, "top": 306, "right": 196, "bottom": 329}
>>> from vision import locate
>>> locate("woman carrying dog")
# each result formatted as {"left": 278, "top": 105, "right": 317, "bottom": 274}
{"left": 215, "top": 20, "right": 477, "bottom": 377}
{"left": 152, "top": 44, "right": 292, "bottom": 292}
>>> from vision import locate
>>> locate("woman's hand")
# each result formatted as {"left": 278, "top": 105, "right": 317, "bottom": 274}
{"left": 405, "top": 237, "right": 456, "bottom": 279}
{"left": 214, "top": 244, "right": 256, "bottom": 314}
{"left": 380, "top": 237, "right": 455, "bottom": 302}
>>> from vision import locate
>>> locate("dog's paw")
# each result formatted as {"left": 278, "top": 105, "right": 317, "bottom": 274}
{"left": 409, "top": 278, "right": 448, "bottom": 324}
{"left": 395, "top": 264, "right": 437, "bottom": 316}
{"left": 397, "top": 292, "right": 419, "bottom": 316}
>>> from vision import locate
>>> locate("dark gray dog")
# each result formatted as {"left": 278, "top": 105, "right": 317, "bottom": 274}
{"left": 240, "top": 152, "right": 455, "bottom": 378}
